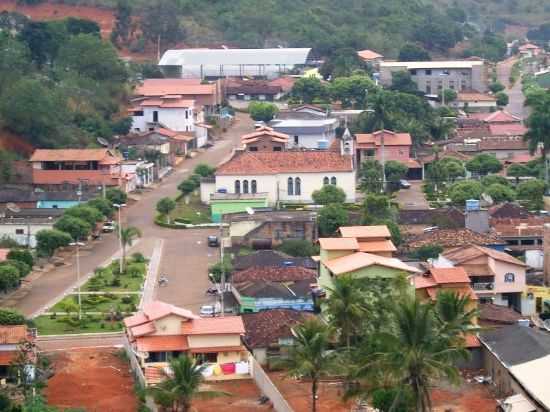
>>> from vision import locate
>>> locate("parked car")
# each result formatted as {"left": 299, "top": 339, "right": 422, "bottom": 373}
{"left": 399, "top": 179, "right": 411, "bottom": 189}
{"left": 102, "top": 221, "right": 115, "bottom": 233}
{"left": 206, "top": 286, "right": 219, "bottom": 295}
{"left": 199, "top": 305, "right": 219, "bottom": 317}
{"left": 207, "top": 235, "right": 219, "bottom": 247}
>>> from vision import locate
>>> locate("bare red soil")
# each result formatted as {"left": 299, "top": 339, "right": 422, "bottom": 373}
{"left": 193, "top": 379, "right": 271, "bottom": 412}
{"left": 0, "top": 129, "right": 34, "bottom": 156}
{"left": 45, "top": 348, "right": 138, "bottom": 412}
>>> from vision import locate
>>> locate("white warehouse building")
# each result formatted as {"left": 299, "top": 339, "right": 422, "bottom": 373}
{"left": 159, "top": 48, "right": 312, "bottom": 79}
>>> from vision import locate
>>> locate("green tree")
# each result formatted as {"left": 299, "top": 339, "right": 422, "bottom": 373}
{"left": 485, "top": 183, "right": 516, "bottom": 203}
{"left": 283, "top": 319, "right": 334, "bottom": 412}
{"left": 481, "top": 174, "right": 510, "bottom": 187}
{"left": 441, "top": 89, "right": 457, "bottom": 104}
{"left": 111, "top": 0, "right": 132, "bottom": 46}
{"left": 0, "top": 308, "right": 26, "bottom": 325}
{"left": 359, "top": 160, "right": 383, "bottom": 193}
{"left": 194, "top": 164, "right": 216, "bottom": 177}
{"left": 64, "top": 17, "right": 100, "bottom": 37}
{"left": 7, "top": 249, "right": 33, "bottom": 268}
{"left": 410, "top": 244, "right": 443, "bottom": 261}
{"left": 369, "top": 300, "right": 467, "bottom": 412}
{"left": 35, "top": 229, "right": 72, "bottom": 257}
{"left": 277, "top": 240, "right": 319, "bottom": 257}
{"left": 106, "top": 188, "right": 127, "bottom": 205}
{"left": 178, "top": 179, "right": 198, "bottom": 196}
{"left": 0, "top": 265, "right": 19, "bottom": 292}
{"left": 448, "top": 180, "right": 483, "bottom": 205}
{"left": 524, "top": 90, "right": 550, "bottom": 167}
{"left": 149, "top": 355, "right": 228, "bottom": 411}
{"left": 488, "top": 81, "right": 505, "bottom": 93}
{"left": 140, "top": 0, "right": 184, "bottom": 48}
{"left": 329, "top": 74, "right": 374, "bottom": 108}
{"left": 385, "top": 160, "right": 408, "bottom": 187}
{"left": 312, "top": 185, "right": 346, "bottom": 205}
{"left": 391, "top": 71, "right": 419, "bottom": 94}
{"left": 1, "top": 259, "right": 30, "bottom": 278}
{"left": 507, "top": 164, "right": 530, "bottom": 184}
{"left": 434, "top": 291, "right": 478, "bottom": 346}
{"left": 398, "top": 43, "right": 431, "bottom": 61}
{"left": 362, "top": 193, "right": 395, "bottom": 222}
{"left": 319, "top": 47, "right": 367, "bottom": 79}
{"left": 291, "top": 77, "right": 328, "bottom": 104}
{"left": 318, "top": 204, "right": 349, "bottom": 236}
{"left": 496, "top": 91, "right": 509, "bottom": 107}
{"left": 18, "top": 20, "right": 66, "bottom": 67}
{"left": 440, "top": 158, "right": 465, "bottom": 182}
{"left": 53, "top": 215, "right": 92, "bottom": 241}
{"left": 64, "top": 205, "right": 103, "bottom": 227}
{"left": 465, "top": 154, "right": 502, "bottom": 176}
{"left": 324, "top": 275, "right": 366, "bottom": 349}
{"left": 208, "top": 261, "right": 233, "bottom": 283}
{"left": 86, "top": 198, "right": 114, "bottom": 218}
{"left": 248, "top": 101, "right": 279, "bottom": 122}
{"left": 517, "top": 179, "right": 546, "bottom": 210}
{"left": 156, "top": 197, "right": 176, "bottom": 223}
{"left": 119, "top": 226, "right": 142, "bottom": 271}
{"left": 0, "top": 35, "right": 31, "bottom": 94}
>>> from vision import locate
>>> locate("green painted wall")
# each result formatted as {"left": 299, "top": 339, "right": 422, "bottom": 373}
{"left": 210, "top": 198, "right": 268, "bottom": 222}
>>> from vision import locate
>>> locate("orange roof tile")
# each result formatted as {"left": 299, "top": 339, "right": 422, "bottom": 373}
{"left": 323, "top": 252, "right": 420, "bottom": 275}
{"left": 0, "top": 325, "right": 28, "bottom": 344}
{"left": 145, "top": 367, "right": 164, "bottom": 384}
{"left": 30, "top": 149, "right": 119, "bottom": 163}
{"left": 356, "top": 130, "right": 411, "bottom": 147}
{"left": 457, "top": 92, "right": 496, "bottom": 102}
{"left": 443, "top": 245, "right": 527, "bottom": 267}
{"left": 430, "top": 267, "right": 471, "bottom": 284}
{"left": 483, "top": 110, "right": 521, "bottom": 123}
{"left": 339, "top": 225, "right": 391, "bottom": 239}
{"left": 142, "top": 301, "right": 198, "bottom": 322}
{"left": 318, "top": 237, "right": 359, "bottom": 251}
{"left": 357, "top": 49, "right": 383, "bottom": 60}
{"left": 0, "top": 351, "right": 16, "bottom": 365}
{"left": 216, "top": 151, "right": 353, "bottom": 175}
{"left": 130, "top": 322, "right": 156, "bottom": 337}
{"left": 189, "top": 345, "right": 246, "bottom": 353}
{"left": 181, "top": 316, "right": 245, "bottom": 335}
{"left": 136, "top": 79, "right": 216, "bottom": 96}
{"left": 488, "top": 123, "right": 527, "bottom": 136}
{"left": 136, "top": 335, "right": 189, "bottom": 352}
{"left": 123, "top": 312, "right": 149, "bottom": 328}
{"left": 241, "top": 127, "right": 289, "bottom": 144}
{"left": 358, "top": 240, "right": 397, "bottom": 253}
{"left": 425, "top": 286, "right": 478, "bottom": 301}
{"left": 139, "top": 98, "right": 195, "bottom": 108}
{"left": 465, "top": 335, "right": 481, "bottom": 348}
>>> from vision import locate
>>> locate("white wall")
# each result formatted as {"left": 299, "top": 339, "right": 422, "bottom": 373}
{"left": 132, "top": 107, "right": 196, "bottom": 133}
{"left": 287, "top": 133, "right": 335, "bottom": 150}
{"left": 0, "top": 222, "right": 55, "bottom": 248}
{"left": 200, "top": 181, "right": 216, "bottom": 204}
{"left": 195, "top": 125, "right": 209, "bottom": 148}
{"left": 215, "top": 171, "right": 356, "bottom": 205}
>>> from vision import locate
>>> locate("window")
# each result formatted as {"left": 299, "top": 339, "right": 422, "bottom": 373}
{"left": 504, "top": 273, "right": 515, "bottom": 283}
{"left": 185, "top": 110, "right": 189, "bottom": 119}
{"left": 287, "top": 177, "right": 294, "bottom": 195}
{"left": 134, "top": 111, "right": 144, "bottom": 116}
{"left": 449, "top": 80, "right": 455, "bottom": 90}
{"left": 243, "top": 180, "right": 249, "bottom": 194}
{"left": 323, "top": 177, "right": 329, "bottom": 185}
{"left": 273, "top": 146, "right": 282, "bottom": 152}
{"left": 249, "top": 146, "right": 258, "bottom": 152}
{"left": 15, "top": 229, "right": 24, "bottom": 235}
{"left": 153, "top": 111, "right": 159, "bottom": 122}
{"left": 330, "top": 177, "right": 337, "bottom": 185}
{"left": 425, "top": 69, "right": 432, "bottom": 75}
{"left": 235, "top": 180, "right": 241, "bottom": 194}
{"left": 294, "top": 136, "right": 299, "bottom": 145}
{"left": 148, "top": 351, "right": 168, "bottom": 362}
{"left": 295, "top": 177, "right": 301, "bottom": 195}
{"left": 251, "top": 180, "right": 257, "bottom": 194}
{"left": 410, "top": 69, "right": 417, "bottom": 75}
{"left": 295, "top": 226, "right": 305, "bottom": 239}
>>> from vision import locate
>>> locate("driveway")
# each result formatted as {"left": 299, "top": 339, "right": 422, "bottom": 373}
{"left": 496, "top": 57, "right": 527, "bottom": 119}
{"left": 394, "top": 181, "right": 429, "bottom": 210}
{"left": 4, "top": 113, "right": 253, "bottom": 317}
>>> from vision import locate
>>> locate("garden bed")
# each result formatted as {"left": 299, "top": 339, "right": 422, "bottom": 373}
{"left": 34, "top": 315, "right": 124, "bottom": 335}
{"left": 170, "top": 194, "right": 211, "bottom": 224}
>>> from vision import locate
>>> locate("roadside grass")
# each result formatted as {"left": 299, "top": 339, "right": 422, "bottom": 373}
{"left": 50, "top": 294, "right": 139, "bottom": 313}
{"left": 169, "top": 194, "right": 211, "bottom": 224}
{"left": 81, "top": 260, "right": 146, "bottom": 292}
{"left": 34, "top": 315, "right": 123, "bottom": 335}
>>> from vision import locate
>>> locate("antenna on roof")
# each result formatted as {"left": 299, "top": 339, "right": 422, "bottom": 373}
{"left": 6, "top": 203, "right": 20, "bottom": 213}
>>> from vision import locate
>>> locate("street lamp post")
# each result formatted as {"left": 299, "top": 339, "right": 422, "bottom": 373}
{"left": 69, "top": 241, "right": 85, "bottom": 320}
{"left": 113, "top": 203, "right": 127, "bottom": 274}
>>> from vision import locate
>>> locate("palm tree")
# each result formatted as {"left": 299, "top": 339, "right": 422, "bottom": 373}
{"left": 524, "top": 90, "right": 550, "bottom": 182}
{"left": 149, "top": 355, "right": 228, "bottom": 412}
{"left": 434, "top": 290, "right": 479, "bottom": 346}
{"left": 366, "top": 300, "right": 468, "bottom": 412}
{"left": 118, "top": 226, "right": 141, "bottom": 272}
{"left": 324, "top": 275, "right": 366, "bottom": 349}
{"left": 283, "top": 318, "right": 334, "bottom": 412}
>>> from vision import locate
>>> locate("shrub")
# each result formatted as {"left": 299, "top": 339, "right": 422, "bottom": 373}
{"left": 0, "top": 308, "right": 26, "bottom": 325}
{"left": 208, "top": 261, "right": 233, "bottom": 283}
{"left": 36, "top": 229, "right": 72, "bottom": 257}
{"left": 64, "top": 204, "right": 103, "bottom": 226}
{"left": 277, "top": 239, "right": 319, "bottom": 257}
{"left": 485, "top": 183, "right": 516, "bottom": 203}
{"left": 131, "top": 252, "right": 146, "bottom": 263}
{"left": 178, "top": 179, "right": 197, "bottom": 195}
{"left": 410, "top": 244, "right": 444, "bottom": 261}
{"left": 0, "top": 265, "right": 20, "bottom": 292}
{"left": 481, "top": 174, "right": 510, "bottom": 187}
{"left": 106, "top": 188, "right": 127, "bottom": 205}
{"left": 318, "top": 204, "right": 349, "bottom": 236}
{"left": 53, "top": 215, "right": 92, "bottom": 241}
{"left": 311, "top": 185, "right": 347, "bottom": 205}
{"left": 87, "top": 197, "right": 114, "bottom": 217}
{"left": 448, "top": 180, "right": 483, "bottom": 205}
{"left": 7, "top": 249, "right": 33, "bottom": 267}
{"left": 194, "top": 164, "right": 216, "bottom": 177}
{"left": 248, "top": 101, "right": 279, "bottom": 122}
{"left": 1, "top": 259, "right": 31, "bottom": 277}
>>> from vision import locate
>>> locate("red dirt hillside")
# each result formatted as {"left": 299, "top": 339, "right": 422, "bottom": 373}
{"left": 0, "top": 0, "right": 115, "bottom": 38}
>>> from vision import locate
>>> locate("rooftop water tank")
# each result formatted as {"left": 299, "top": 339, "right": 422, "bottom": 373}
{"left": 317, "top": 140, "right": 329, "bottom": 150}
{"left": 465, "top": 199, "right": 480, "bottom": 211}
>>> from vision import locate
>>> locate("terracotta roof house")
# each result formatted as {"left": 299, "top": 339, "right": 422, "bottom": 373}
{"left": 225, "top": 79, "right": 284, "bottom": 101}
{"left": 434, "top": 245, "right": 529, "bottom": 315}
{"left": 207, "top": 150, "right": 355, "bottom": 219}
{"left": 450, "top": 91, "right": 497, "bottom": 112}
{"left": 490, "top": 216, "right": 546, "bottom": 253}
{"left": 0, "top": 325, "right": 35, "bottom": 377}
{"left": 124, "top": 301, "right": 248, "bottom": 386}
{"left": 240, "top": 127, "right": 289, "bottom": 152}
{"left": 232, "top": 266, "right": 317, "bottom": 283}
{"left": 29, "top": 149, "right": 123, "bottom": 187}
{"left": 478, "top": 303, "right": 525, "bottom": 326}
{"left": 404, "top": 228, "right": 505, "bottom": 252}
{"left": 338, "top": 225, "right": 396, "bottom": 257}
{"left": 489, "top": 202, "right": 529, "bottom": 219}
{"left": 242, "top": 309, "right": 312, "bottom": 365}
{"left": 267, "top": 76, "right": 296, "bottom": 93}
{"left": 519, "top": 42, "right": 542, "bottom": 58}
{"left": 357, "top": 49, "right": 384, "bottom": 63}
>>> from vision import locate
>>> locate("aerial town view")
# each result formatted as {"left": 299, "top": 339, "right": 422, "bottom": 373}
{"left": 1, "top": 0, "right": 550, "bottom": 411}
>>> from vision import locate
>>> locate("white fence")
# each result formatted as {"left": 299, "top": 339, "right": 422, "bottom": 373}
{"left": 123, "top": 335, "right": 146, "bottom": 388}
{"left": 249, "top": 355, "right": 294, "bottom": 412}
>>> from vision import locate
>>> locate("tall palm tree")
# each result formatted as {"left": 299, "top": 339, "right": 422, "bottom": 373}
{"left": 324, "top": 275, "right": 367, "bottom": 349}
{"left": 367, "top": 300, "right": 468, "bottom": 412}
{"left": 118, "top": 226, "right": 141, "bottom": 272}
{"left": 148, "top": 355, "right": 228, "bottom": 412}
{"left": 283, "top": 318, "right": 334, "bottom": 412}
{"left": 434, "top": 290, "right": 479, "bottom": 345}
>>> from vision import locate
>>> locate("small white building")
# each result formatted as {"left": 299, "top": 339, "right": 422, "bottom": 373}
{"left": 269, "top": 118, "right": 338, "bottom": 150}
{"left": 210, "top": 145, "right": 356, "bottom": 206}
{"left": 0, "top": 216, "right": 58, "bottom": 248}
{"left": 120, "top": 160, "right": 155, "bottom": 188}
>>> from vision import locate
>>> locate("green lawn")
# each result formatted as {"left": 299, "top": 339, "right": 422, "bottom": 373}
{"left": 34, "top": 315, "right": 123, "bottom": 335}
{"left": 81, "top": 260, "right": 146, "bottom": 292}
{"left": 169, "top": 194, "right": 211, "bottom": 224}
{"left": 50, "top": 294, "right": 139, "bottom": 313}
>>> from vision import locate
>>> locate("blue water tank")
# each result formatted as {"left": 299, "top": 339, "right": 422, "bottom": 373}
{"left": 317, "top": 140, "right": 329, "bottom": 149}
{"left": 466, "top": 199, "right": 480, "bottom": 211}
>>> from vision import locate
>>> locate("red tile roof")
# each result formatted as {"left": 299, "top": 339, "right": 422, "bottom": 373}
{"left": 488, "top": 124, "right": 528, "bottom": 137}
{"left": 323, "top": 252, "right": 420, "bottom": 275}
{"left": 479, "top": 303, "right": 524, "bottom": 325}
{"left": 242, "top": 309, "right": 313, "bottom": 348}
{"left": 216, "top": 151, "right": 353, "bottom": 175}
{"left": 0, "top": 325, "right": 28, "bottom": 344}
{"left": 406, "top": 228, "right": 503, "bottom": 250}
{"left": 130, "top": 322, "right": 156, "bottom": 337}
{"left": 232, "top": 266, "right": 317, "bottom": 283}
{"left": 465, "top": 335, "right": 481, "bottom": 348}
{"left": 136, "top": 335, "right": 189, "bottom": 352}
{"left": 443, "top": 245, "right": 528, "bottom": 267}
{"left": 30, "top": 149, "right": 119, "bottom": 163}
{"left": 339, "top": 225, "right": 391, "bottom": 239}
{"left": 268, "top": 76, "right": 296, "bottom": 92}
{"left": 429, "top": 267, "right": 471, "bottom": 284}
{"left": 318, "top": 237, "right": 359, "bottom": 251}
{"left": 356, "top": 130, "right": 412, "bottom": 147}
{"left": 0, "top": 351, "right": 17, "bottom": 365}
{"left": 358, "top": 240, "right": 397, "bottom": 253}
{"left": 139, "top": 98, "right": 195, "bottom": 108}
{"left": 241, "top": 127, "right": 289, "bottom": 144}
{"left": 136, "top": 79, "right": 216, "bottom": 96}
{"left": 181, "top": 316, "right": 245, "bottom": 335}
{"left": 357, "top": 49, "right": 383, "bottom": 60}
{"left": 457, "top": 92, "right": 496, "bottom": 102}
{"left": 483, "top": 110, "right": 521, "bottom": 123}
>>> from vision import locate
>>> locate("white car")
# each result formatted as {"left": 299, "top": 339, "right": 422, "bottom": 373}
{"left": 102, "top": 222, "right": 115, "bottom": 233}
{"left": 199, "top": 305, "right": 219, "bottom": 317}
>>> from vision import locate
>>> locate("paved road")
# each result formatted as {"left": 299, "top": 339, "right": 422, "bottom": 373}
{"left": 5, "top": 113, "right": 252, "bottom": 317}
{"left": 395, "top": 181, "right": 430, "bottom": 210}
{"left": 37, "top": 334, "right": 124, "bottom": 352}
{"left": 497, "top": 57, "right": 526, "bottom": 119}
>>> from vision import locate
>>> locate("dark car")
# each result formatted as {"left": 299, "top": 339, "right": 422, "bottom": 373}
{"left": 207, "top": 235, "right": 219, "bottom": 247}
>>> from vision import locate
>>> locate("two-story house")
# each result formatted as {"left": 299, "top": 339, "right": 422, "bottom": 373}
{"left": 29, "top": 149, "right": 123, "bottom": 187}
{"left": 269, "top": 117, "right": 338, "bottom": 150}
{"left": 338, "top": 225, "right": 396, "bottom": 257}
{"left": 433, "top": 245, "right": 531, "bottom": 315}
{"left": 124, "top": 301, "right": 248, "bottom": 386}
{"left": 241, "top": 126, "right": 289, "bottom": 152}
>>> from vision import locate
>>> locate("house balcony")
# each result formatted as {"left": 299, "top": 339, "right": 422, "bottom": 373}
{"left": 472, "top": 282, "right": 495, "bottom": 291}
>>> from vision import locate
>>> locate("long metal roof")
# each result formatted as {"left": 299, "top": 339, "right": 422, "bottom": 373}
{"left": 380, "top": 60, "right": 483, "bottom": 69}
{"left": 159, "top": 48, "right": 311, "bottom": 66}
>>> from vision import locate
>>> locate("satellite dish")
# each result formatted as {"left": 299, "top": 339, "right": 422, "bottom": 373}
{"left": 6, "top": 203, "right": 21, "bottom": 213}
{"left": 97, "top": 137, "right": 110, "bottom": 147}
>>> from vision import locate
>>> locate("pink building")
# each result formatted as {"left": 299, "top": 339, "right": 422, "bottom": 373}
{"left": 355, "top": 129, "right": 422, "bottom": 179}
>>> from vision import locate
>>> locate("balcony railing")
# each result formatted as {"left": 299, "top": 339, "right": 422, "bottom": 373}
{"left": 472, "top": 282, "right": 494, "bottom": 291}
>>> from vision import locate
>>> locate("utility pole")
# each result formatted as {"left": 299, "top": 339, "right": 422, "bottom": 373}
{"left": 381, "top": 131, "right": 386, "bottom": 193}
{"left": 219, "top": 216, "right": 226, "bottom": 317}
